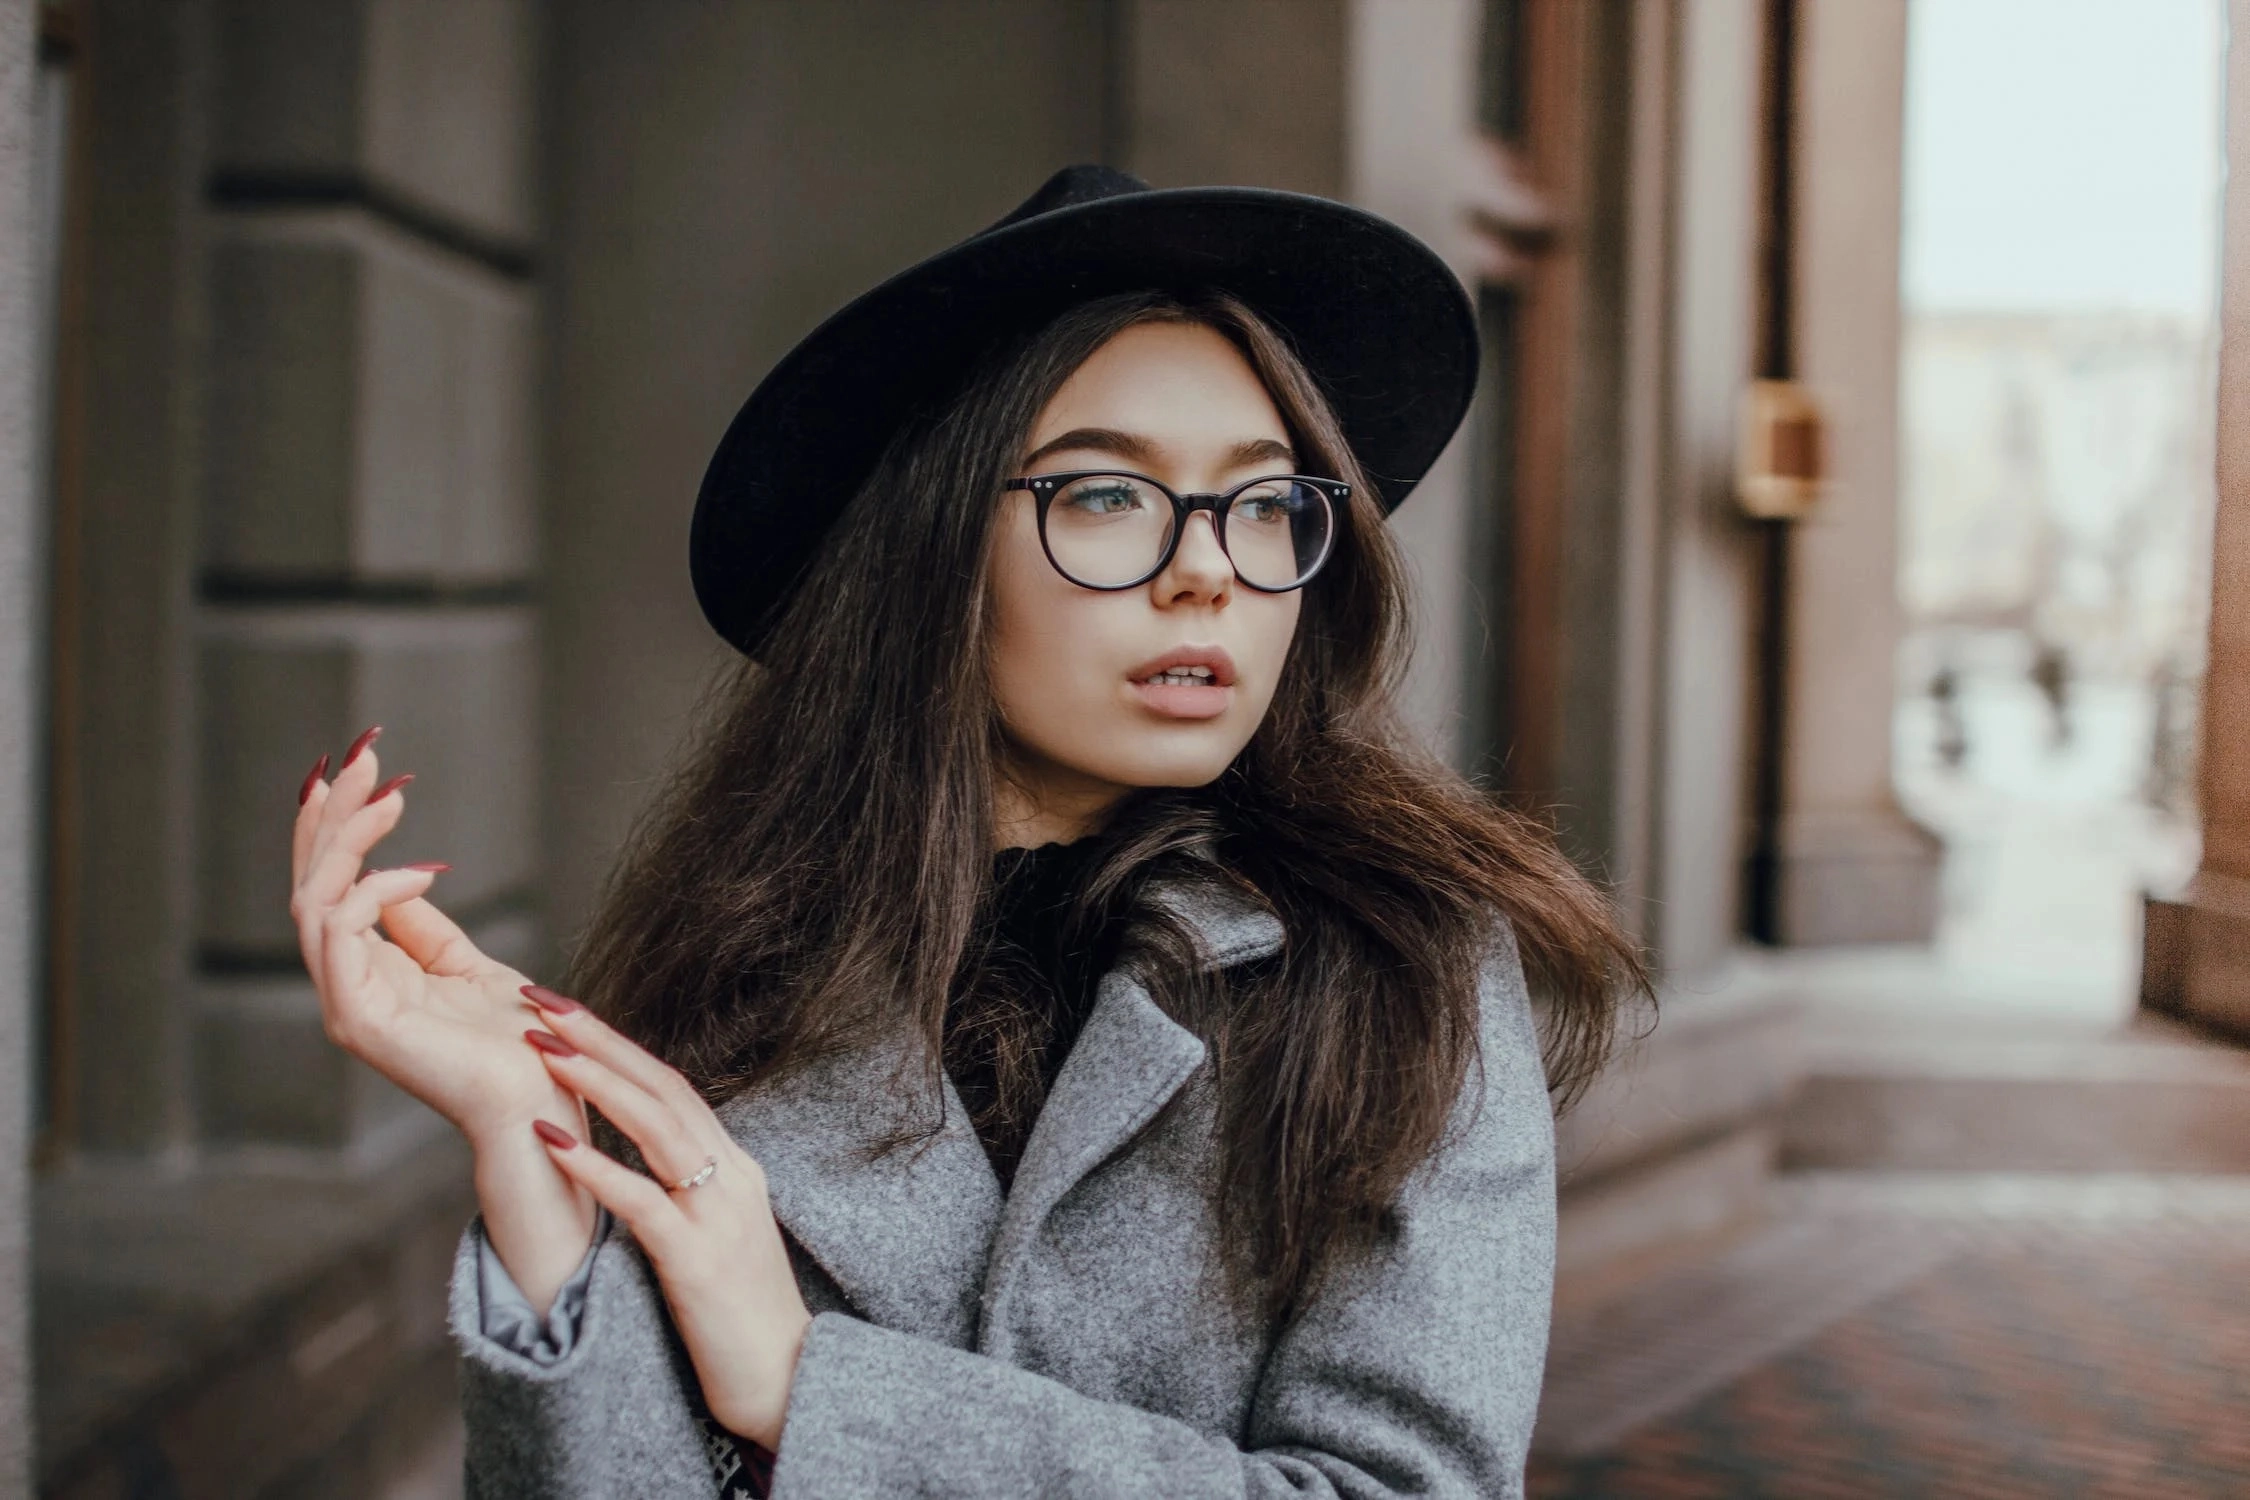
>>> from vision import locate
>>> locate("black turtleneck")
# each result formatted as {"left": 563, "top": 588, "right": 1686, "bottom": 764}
{"left": 946, "top": 836, "right": 1132, "bottom": 1190}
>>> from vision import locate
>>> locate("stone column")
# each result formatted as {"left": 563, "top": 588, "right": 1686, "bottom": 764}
{"left": 2151, "top": 0, "right": 2250, "bottom": 1040}
{"left": 1640, "top": 0, "right": 1769, "bottom": 980}
{"left": 0, "top": 0, "right": 35, "bottom": 1483}
{"left": 55, "top": 0, "right": 205, "bottom": 1155}
{"left": 1761, "top": 0, "right": 1941, "bottom": 945}
{"left": 1340, "top": 0, "right": 1486, "bottom": 764}
{"left": 51, "top": 0, "right": 543, "bottom": 1163}
{"left": 191, "top": 0, "right": 543, "bottom": 1157}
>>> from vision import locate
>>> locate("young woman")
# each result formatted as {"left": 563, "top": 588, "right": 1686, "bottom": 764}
{"left": 289, "top": 166, "right": 1641, "bottom": 1498}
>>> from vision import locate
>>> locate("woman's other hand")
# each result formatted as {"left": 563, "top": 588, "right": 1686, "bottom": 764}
{"left": 290, "top": 726, "right": 596, "bottom": 1309}
{"left": 515, "top": 987, "right": 812, "bottom": 1451}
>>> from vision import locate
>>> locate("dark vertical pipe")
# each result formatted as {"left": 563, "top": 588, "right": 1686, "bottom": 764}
{"left": 1755, "top": 0, "right": 1796, "bottom": 381}
{"left": 1745, "top": 0, "right": 1797, "bottom": 944}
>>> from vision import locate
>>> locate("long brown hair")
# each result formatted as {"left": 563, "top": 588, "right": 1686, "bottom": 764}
{"left": 568, "top": 289, "right": 1647, "bottom": 1318}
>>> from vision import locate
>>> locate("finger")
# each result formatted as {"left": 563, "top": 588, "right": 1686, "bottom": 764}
{"left": 290, "top": 778, "right": 334, "bottom": 978}
{"left": 521, "top": 988, "right": 716, "bottom": 1126}
{"left": 303, "top": 786, "right": 414, "bottom": 905}
{"left": 293, "top": 792, "right": 410, "bottom": 972}
{"left": 309, "top": 725, "right": 385, "bottom": 873}
{"left": 379, "top": 895, "right": 490, "bottom": 980}
{"left": 291, "top": 753, "right": 332, "bottom": 887}
{"left": 310, "top": 724, "right": 380, "bottom": 854}
{"left": 313, "top": 767, "right": 415, "bottom": 882}
{"left": 533, "top": 1119, "right": 680, "bottom": 1245}
{"left": 525, "top": 1034, "right": 710, "bottom": 1186}
{"left": 316, "top": 867, "right": 443, "bottom": 1004}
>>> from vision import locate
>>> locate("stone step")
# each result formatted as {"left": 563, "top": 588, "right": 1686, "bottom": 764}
{"left": 37, "top": 1131, "right": 474, "bottom": 1500}
{"left": 1554, "top": 982, "right": 1804, "bottom": 1294}
{"left": 1780, "top": 1014, "right": 2250, "bottom": 1173}
{"left": 1557, "top": 1122, "right": 1778, "bottom": 1304}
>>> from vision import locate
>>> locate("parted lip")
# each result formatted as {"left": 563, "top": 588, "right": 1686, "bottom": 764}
{"left": 1128, "top": 644, "right": 1238, "bottom": 686}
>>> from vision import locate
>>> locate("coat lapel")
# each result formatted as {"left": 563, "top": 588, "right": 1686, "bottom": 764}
{"left": 719, "top": 875, "right": 1286, "bottom": 1355}
{"left": 719, "top": 1033, "right": 1001, "bottom": 1349}
{"left": 979, "top": 877, "right": 1284, "bottom": 1350}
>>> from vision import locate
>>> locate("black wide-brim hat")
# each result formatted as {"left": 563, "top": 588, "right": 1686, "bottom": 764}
{"left": 691, "top": 164, "right": 1479, "bottom": 656}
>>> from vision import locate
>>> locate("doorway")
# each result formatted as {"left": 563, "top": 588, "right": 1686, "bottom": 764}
{"left": 1892, "top": 0, "right": 2224, "bottom": 1023}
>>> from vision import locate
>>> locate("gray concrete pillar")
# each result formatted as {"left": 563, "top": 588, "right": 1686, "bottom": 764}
{"left": 59, "top": 0, "right": 207, "bottom": 1156}
{"left": 1761, "top": 0, "right": 1941, "bottom": 945}
{"left": 49, "top": 0, "right": 541, "bottom": 1161}
{"left": 0, "top": 0, "right": 35, "bottom": 1484}
{"left": 193, "top": 0, "right": 542, "bottom": 1157}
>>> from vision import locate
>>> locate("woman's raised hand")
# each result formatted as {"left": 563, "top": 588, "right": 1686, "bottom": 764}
{"left": 290, "top": 727, "right": 567, "bottom": 1141}
{"left": 291, "top": 728, "right": 598, "bottom": 1310}
{"left": 515, "top": 986, "right": 812, "bottom": 1451}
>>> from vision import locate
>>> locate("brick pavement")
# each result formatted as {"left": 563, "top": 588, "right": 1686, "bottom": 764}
{"left": 1531, "top": 1174, "right": 2250, "bottom": 1499}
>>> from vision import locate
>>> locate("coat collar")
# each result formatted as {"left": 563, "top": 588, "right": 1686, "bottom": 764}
{"left": 717, "top": 874, "right": 1284, "bottom": 1349}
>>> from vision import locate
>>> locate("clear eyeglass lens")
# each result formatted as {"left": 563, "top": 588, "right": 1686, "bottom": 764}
{"left": 1224, "top": 479, "right": 1331, "bottom": 589}
{"left": 1043, "top": 474, "right": 1176, "bottom": 586}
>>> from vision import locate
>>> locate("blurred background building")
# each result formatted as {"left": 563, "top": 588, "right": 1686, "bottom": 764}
{"left": 1, "top": 0, "right": 2245, "bottom": 1496}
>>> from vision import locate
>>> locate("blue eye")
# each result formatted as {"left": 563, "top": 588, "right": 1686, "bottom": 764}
{"left": 1232, "top": 484, "right": 1305, "bottom": 524}
{"left": 1059, "top": 478, "right": 1152, "bottom": 516}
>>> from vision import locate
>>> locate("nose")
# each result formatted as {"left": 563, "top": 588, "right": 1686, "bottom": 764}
{"left": 1152, "top": 509, "right": 1233, "bottom": 608}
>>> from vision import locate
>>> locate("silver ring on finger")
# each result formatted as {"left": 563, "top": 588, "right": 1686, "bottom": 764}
{"left": 667, "top": 1155, "right": 718, "bottom": 1194}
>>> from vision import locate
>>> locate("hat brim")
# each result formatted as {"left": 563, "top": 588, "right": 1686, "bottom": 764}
{"left": 691, "top": 185, "right": 1478, "bottom": 656}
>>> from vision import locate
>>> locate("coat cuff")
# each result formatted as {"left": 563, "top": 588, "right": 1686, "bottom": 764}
{"left": 473, "top": 1208, "right": 611, "bottom": 1365}
{"left": 449, "top": 1209, "right": 616, "bottom": 1382}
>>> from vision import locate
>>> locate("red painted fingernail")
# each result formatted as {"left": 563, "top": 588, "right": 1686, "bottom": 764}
{"left": 369, "top": 772, "right": 414, "bottom": 803}
{"left": 298, "top": 753, "right": 331, "bottom": 806}
{"left": 524, "top": 1028, "right": 578, "bottom": 1059}
{"left": 341, "top": 725, "right": 382, "bottom": 770}
{"left": 521, "top": 984, "right": 582, "bottom": 1016}
{"left": 531, "top": 1119, "right": 578, "bottom": 1150}
{"left": 401, "top": 861, "right": 450, "bottom": 872}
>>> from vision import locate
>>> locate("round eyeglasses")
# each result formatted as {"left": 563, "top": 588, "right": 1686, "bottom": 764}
{"left": 1002, "top": 470, "right": 1347, "bottom": 593}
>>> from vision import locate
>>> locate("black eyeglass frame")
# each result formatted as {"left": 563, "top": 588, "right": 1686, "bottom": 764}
{"left": 1002, "top": 469, "right": 1350, "bottom": 593}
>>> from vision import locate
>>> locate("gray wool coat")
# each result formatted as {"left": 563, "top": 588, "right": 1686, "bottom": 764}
{"left": 446, "top": 884, "right": 1559, "bottom": 1498}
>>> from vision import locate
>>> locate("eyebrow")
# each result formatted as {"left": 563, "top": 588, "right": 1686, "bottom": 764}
{"left": 1018, "top": 427, "right": 1297, "bottom": 474}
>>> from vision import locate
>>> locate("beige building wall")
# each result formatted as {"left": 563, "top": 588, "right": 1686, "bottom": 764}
{"left": 538, "top": 0, "right": 1491, "bottom": 947}
{"left": 1124, "top": 0, "right": 1348, "bottom": 198}
{"left": 540, "top": 2, "right": 1111, "bottom": 947}
{"left": 1345, "top": 0, "right": 1487, "bottom": 756}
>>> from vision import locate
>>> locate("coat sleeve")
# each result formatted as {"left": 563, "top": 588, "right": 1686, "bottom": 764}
{"left": 449, "top": 1210, "right": 722, "bottom": 1499}
{"left": 766, "top": 929, "right": 1559, "bottom": 1499}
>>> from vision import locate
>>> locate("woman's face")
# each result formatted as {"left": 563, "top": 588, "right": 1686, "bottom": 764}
{"left": 987, "top": 320, "right": 1304, "bottom": 843}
